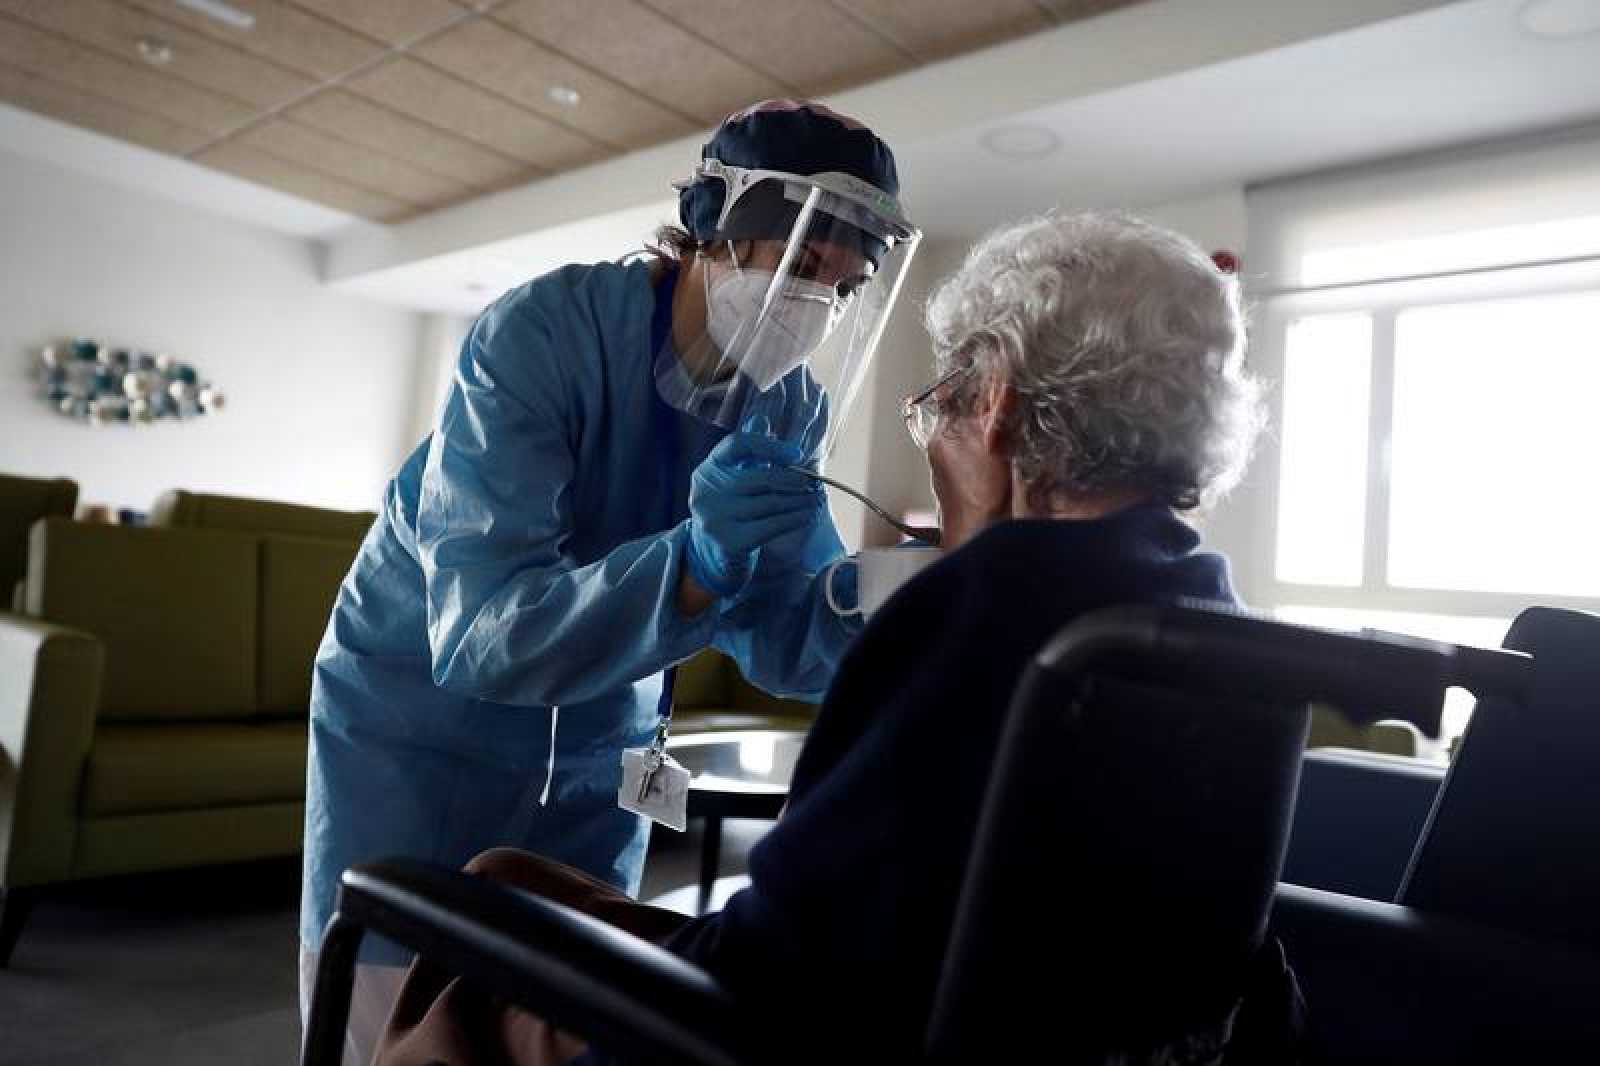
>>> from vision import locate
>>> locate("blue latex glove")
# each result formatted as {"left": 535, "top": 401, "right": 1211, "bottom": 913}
{"left": 734, "top": 367, "right": 841, "bottom": 574}
{"left": 759, "top": 467, "right": 842, "bottom": 575}
{"left": 685, "top": 429, "right": 825, "bottom": 597}
{"left": 742, "top": 365, "right": 829, "bottom": 451}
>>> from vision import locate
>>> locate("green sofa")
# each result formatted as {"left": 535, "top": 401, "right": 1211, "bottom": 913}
{"left": 151, "top": 488, "right": 376, "bottom": 541}
{"left": 1, "top": 473, "right": 78, "bottom": 612}
{"left": 1308, "top": 707, "right": 1419, "bottom": 757}
{"left": 670, "top": 648, "right": 817, "bottom": 734}
{"left": 0, "top": 493, "right": 371, "bottom": 965}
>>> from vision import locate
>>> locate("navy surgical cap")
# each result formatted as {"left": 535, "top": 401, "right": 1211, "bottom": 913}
{"left": 678, "top": 99, "right": 900, "bottom": 245}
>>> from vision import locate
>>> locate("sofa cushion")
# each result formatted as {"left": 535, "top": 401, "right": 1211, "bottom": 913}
{"left": 258, "top": 535, "right": 357, "bottom": 713}
{"left": 73, "top": 801, "right": 305, "bottom": 880}
{"left": 27, "top": 519, "right": 258, "bottom": 719}
{"left": 82, "top": 720, "right": 308, "bottom": 817}
{"left": 1282, "top": 748, "right": 1444, "bottom": 900}
{"left": 673, "top": 648, "right": 731, "bottom": 707}
{"left": 152, "top": 489, "right": 374, "bottom": 541}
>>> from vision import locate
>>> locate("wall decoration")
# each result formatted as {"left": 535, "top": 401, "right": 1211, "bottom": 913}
{"left": 33, "top": 338, "right": 226, "bottom": 426}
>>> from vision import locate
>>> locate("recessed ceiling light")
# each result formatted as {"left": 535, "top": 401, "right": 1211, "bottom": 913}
{"left": 175, "top": 0, "right": 257, "bottom": 32}
{"left": 546, "top": 85, "right": 581, "bottom": 108}
{"left": 979, "top": 124, "right": 1061, "bottom": 159}
{"left": 1518, "top": 0, "right": 1600, "bottom": 38}
{"left": 137, "top": 36, "right": 174, "bottom": 65}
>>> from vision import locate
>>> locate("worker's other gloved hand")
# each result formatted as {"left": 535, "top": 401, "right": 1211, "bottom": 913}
{"left": 685, "top": 426, "right": 823, "bottom": 597}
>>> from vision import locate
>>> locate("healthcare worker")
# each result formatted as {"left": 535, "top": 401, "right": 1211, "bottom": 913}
{"left": 298, "top": 98, "right": 921, "bottom": 1058}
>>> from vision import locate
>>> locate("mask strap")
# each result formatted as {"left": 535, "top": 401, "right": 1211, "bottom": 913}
{"left": 699, "top": 242, "right": 744, "bottom": 298}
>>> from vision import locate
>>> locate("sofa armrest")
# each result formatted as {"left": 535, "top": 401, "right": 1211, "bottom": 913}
{"left": 0, "top": 612, "right": 103, "bottom": 886}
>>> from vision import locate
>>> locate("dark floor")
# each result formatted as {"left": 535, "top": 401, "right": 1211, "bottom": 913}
{"left": 0, "top": 819, "right": 768, "bottom": 1066}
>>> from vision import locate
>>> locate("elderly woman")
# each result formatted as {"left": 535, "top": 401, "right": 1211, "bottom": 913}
{"left": 374, "top": 211, "right": 1290, "bottom": 1065}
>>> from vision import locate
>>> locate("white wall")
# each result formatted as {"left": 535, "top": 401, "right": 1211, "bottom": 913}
{"left": 407, "top": 311, "right": 474, "bottom": 448}
{"left": 0, "top": 148, "right": 422, "bottom": 514}
{"left": 1139, "top": 189, "right": 1248, "bottom": 263}
{"left": 851, "top": 239, "right": 966, "bottom": 546}
{"left": 817, "top": 240, "right": 955, "bottom": 549}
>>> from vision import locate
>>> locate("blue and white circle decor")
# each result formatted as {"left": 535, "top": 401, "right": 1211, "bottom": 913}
{"left": 36, "top": 339, "right": 226, "bottom": 426}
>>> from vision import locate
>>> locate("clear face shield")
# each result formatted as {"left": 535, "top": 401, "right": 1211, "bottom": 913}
{"left": 657, "top": 160, "right": 922, "bottom": 460}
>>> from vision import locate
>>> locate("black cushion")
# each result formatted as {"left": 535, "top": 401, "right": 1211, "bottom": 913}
{"left": 1400, "top": 608, "right": 1600, "bottom": 949}
{"left": 1282, "top": 749, "right": 1443, "bottom": 900}
{"left": 1271, "top": 883, "right": 1600, "bottom": 1062}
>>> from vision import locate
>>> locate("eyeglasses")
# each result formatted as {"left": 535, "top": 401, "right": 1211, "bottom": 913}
{"left": 902, "top": 363, "right": 970, "bottom": 449}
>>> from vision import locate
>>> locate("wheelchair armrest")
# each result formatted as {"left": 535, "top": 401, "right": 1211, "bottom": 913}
{"left": 331, "top": 860, "right": 754, "bottom": 1066}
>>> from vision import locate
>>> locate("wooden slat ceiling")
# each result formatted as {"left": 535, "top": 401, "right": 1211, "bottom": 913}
{"left": 0, "top": 0, "right": 1138, "bottom": 223}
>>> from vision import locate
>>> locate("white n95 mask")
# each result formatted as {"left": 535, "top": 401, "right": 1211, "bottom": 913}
{"left": 707, "top": 267, "right": 840, "bottom": 392}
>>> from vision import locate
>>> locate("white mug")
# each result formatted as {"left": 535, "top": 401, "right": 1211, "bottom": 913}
{"left": 824, "top": 544, "right": 943, "bottom": 618}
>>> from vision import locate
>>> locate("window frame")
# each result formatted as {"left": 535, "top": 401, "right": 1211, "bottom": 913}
{"left": 1241, "top": 255, "right": 1600, "bottom": 625}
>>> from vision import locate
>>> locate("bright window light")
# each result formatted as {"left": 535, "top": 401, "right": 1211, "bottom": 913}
{"left": 1389, "top": 291, "right": 1600, "bottom": 596}
{"left": 1275, "top": 314, "right": 1372, "bottom": 586}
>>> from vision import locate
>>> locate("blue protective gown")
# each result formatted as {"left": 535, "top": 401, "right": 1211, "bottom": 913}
{"left": 300, "top": 259, "right": 859, "bottom": 962}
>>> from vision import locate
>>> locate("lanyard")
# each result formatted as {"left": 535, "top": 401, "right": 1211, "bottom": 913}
{"left": 650, "top": 264, "right": 683, "bottom": 727}
{"left": 531, "top": 265, "right": 684, "bottom": 814}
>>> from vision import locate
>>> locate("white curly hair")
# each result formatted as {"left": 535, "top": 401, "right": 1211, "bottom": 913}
{"left": 923, "top": 210, "right": 1263, "bottom": 511}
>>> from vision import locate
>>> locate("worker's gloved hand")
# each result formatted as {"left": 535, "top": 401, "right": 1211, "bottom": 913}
{"left": 758, "top": 470, "right": 844, "bottom": 576}
{"left": 685, "top": 427, "right": 823, "bottom": 597}
{"left": 742, "top": 366, "right": 829, "bottom": 451}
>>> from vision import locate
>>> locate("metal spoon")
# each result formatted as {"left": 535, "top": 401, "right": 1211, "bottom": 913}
{"left": 786, "top": 466, "right": 942, "bottom": 545}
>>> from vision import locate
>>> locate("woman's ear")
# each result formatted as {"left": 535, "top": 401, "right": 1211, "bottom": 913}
{"left": 977, "top": 379, "right": 1016, "bottom": 455}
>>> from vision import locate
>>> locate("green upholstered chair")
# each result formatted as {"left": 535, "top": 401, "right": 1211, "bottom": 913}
{"left": 1307, "top": 705, "right": 1421, "bottom": 757}
{"left": 0, "top": 503, "right": 364, "bottom": 967}
{"left": 0, "top": 473, "right": 77, "bottom": 612}
{"left": 670, "top": 649, "right": 817, "bottom": 735}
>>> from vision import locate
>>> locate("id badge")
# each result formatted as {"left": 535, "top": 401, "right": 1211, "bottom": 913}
{"left": 618, "top": 747, "right": 691, "bottom": 832}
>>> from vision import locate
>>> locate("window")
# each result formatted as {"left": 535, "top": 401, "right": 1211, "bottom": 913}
{"left": 1244, "top": 136, "right": 1600, "bottom": 741}
{"left": 1274, "top": 314, "right": 1371, "bottom": 587}
{"left": 1388, "top": 292, "right": 1600, "bottom": 598}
